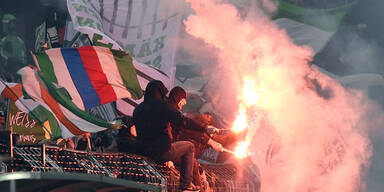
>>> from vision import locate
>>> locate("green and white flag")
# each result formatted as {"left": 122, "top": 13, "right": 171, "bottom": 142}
{"left": 18, "top": 66, "right": 118, "bottom": 138}
{"left": 0, "top": 81, "right": 61, "bottom": 140}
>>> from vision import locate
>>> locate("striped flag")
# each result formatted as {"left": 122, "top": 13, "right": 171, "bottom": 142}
{"left": 117, "top": 60, "right": 170, "bottom": 116}
{"left": 32, "top": 46, "right": 143, "bottom": 110}
{"left": 0, "top": 81, "right": 62, "bottom": 139}
{"left": 18, "top": 66, "right": 115, "bottom": 138}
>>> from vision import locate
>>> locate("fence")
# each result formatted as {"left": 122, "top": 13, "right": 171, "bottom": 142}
{"left": 0, "top": 139, "right": 260, "bottom": 192}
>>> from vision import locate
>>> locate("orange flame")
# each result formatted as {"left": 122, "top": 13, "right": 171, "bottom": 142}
{"left": 231, "top": 77, "right": 265, "bottom": 158}
{"left": 234, "top": 141, "right": 250, "bottom": 159}
{"left": 232, "top": 77, "right": 265, "bottom": 133}
{"left": 232, "top": 106, "right": 247, "bottom": 133}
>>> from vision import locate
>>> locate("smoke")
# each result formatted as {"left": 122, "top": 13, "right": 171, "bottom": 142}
{"left": 315, "top": 25, "right": 384, "bottom": 77}
{"left": 312, "top": 2, "right": 384, "bottom": 190}
{"left": 183, "top": 0, "right": 375, "bottom": 191}
{"left": 175, "top": 22, "right": 219, "bottom": 76}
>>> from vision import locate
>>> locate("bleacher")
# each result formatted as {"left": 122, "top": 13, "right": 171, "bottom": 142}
{"left": 0, "top": 138, "right": 260, "bottom": 191}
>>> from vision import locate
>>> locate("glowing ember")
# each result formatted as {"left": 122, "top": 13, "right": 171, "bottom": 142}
{"left": 234, "top": 141, "right": 250, "bottom": 159}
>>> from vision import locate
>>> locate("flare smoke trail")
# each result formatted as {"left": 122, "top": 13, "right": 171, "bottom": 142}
{"left": 184, "top": 0, "right": 373, "bottom": 191}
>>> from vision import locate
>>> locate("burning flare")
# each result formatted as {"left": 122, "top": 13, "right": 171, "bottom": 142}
{"left": 234, "top": 141, "right": 250, "bottom": 159}
{"left": 232, "top": 106, "right": 247, "bottom": 133}
{"left": 232, "top": 77, "right": 265, "bottom": 133}
{"left": 232, "top": 77, "right": 265, "bottom": 159}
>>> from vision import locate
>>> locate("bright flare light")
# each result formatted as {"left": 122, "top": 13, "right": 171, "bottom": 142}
{"left": 242, "top": 77, "right": 264, "bottom": 107}
{"left": 234, "top": 141, "right": 250, "bottom": 159}
{"left": 232, "top": 106, "right": 247, "bottom": 133}
{"left": 231, "top": 77, "right": 265, "bottom": 158}
{"left": 232, "top": 77, "right": 265, "bottom": 133}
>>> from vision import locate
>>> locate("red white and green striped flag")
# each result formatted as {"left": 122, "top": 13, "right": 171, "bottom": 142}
{"left": 0, "top": 81, "right": 62, "bottom": 139}
{"left": 18, "top": 66, "right": 116, "bottom": 138}
{"left": 32, "top": 46, "right": 143, "bottom": 110}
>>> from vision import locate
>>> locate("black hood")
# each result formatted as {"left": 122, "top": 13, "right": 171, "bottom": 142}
{"left": 169, "top": 86, "right": 186, "bottom": 105}
{"left": 144, "top": 80, "right": 168, "bottom": 101}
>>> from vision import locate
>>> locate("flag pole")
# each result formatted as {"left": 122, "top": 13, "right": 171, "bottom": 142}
{"left": 86, "top": 34, "right": 94, "bottom": 46}
{"left": 6, "top": 99, "right": 13, "bottom": 159}
{"left": 5, "top": 99, "right": 10, "bottom": 132}
{"left": 87, "top": 136, "right": 92, "bottom": 152}
{"left": 0, "top": 79, "right": 54, "bottom": 140}
{"left": 68, "top": 32, "right": 81, "bottom": 47}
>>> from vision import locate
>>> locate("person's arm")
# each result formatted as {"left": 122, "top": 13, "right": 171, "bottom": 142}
{"left": 164, "top": 102, "right": 206, "bottom": 132}
{"left": 182, "top": 128, "right": 211, "bottom": 144}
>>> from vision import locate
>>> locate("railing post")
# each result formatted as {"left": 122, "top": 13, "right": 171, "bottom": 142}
{"left": 10, "top": 179, "right": 16, "bottom": 192}
{"left": 42, "top": 144, "right": 46, "bottom": 168}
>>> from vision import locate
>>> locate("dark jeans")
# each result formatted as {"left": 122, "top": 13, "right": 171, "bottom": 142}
{"left": 193, "top": 158, "right": 202, "bottom": 188}
{"left": 162, "top": 141, "right": 195, "bottom": 187}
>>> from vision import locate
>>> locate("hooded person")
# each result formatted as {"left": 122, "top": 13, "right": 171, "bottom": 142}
{"left": 168, "top": 86, "right": 223, "bottom": 154}
{"left": 143, "top": 79, "right": 169, "bottom": 101}
{"left": 169, "top": 86, "right": 187, "bottom": 110}
{"left": 133, "top": 80, "right": 206, "bottom": 192}
{"left": 168, "top": 86, "right": 224, "bottom": 190}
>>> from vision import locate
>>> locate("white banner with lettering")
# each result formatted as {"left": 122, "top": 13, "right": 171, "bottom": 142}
{"left": 67, "top": 0, "right": 186, "bottom": 85}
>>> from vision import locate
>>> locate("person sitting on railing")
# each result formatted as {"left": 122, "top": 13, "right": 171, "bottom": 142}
{"left": 167, "top": 86, "right": 224, "bottom": 190}
{"left": 75, "top": 133, "right": 91, "bottom": 151}
{"left": 56, "top": 138, "right": 75, "bottom": 150}
{"left": 133, "top": 80, "right": 213, "bottom": 192}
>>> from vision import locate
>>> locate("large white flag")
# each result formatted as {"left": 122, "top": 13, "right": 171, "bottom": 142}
{"left": 117, "top": 59, "right": 170, "bottom": 116}
{"left": 67, "top": 0, "right": 186, "bottom": 87}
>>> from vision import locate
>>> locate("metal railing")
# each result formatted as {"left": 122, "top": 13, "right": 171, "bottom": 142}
{"left": 0, "top": 140, "right": 260, "bottom": 192}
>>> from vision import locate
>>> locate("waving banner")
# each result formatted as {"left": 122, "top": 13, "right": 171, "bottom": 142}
{"left": 67, "top": 0, "right": 186, "bottom": 86}
{"left": 32, "top": 46, "right": 143, "bottom": 110}
{"left": 7, "top": 102, "right": 51, "bottom": 145}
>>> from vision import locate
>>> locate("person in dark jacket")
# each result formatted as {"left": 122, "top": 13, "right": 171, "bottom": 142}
{"left": 168, "top": 86, "right": 223, "bottom": 153}
{"left": 168, "top": 87, "right": 223, "bottom": 190}
{"left": 133, "top": 80, "right": 205, "bottom": 192}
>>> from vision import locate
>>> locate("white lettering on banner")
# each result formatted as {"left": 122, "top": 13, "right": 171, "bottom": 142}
{"left": 116, "top": 35, "right": 166, "bottom": 68}
{"left": 17, "top": 134, "right": 37, "bottom": 143}
{"left": 9, "top": 112, "right": 36, "bottom": 129}
{"left": 117, "top": 35, "right": 166, "bottom": 58}
{"left": 67, "top": 0, "right": 185, "bottom": 85}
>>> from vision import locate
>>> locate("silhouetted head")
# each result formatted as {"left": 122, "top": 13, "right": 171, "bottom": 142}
{"left": 144, "top": 80, "right": 168, "bottom": 101}
{"left": 169, "top": 86, "right": 187, "bottom": 110}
